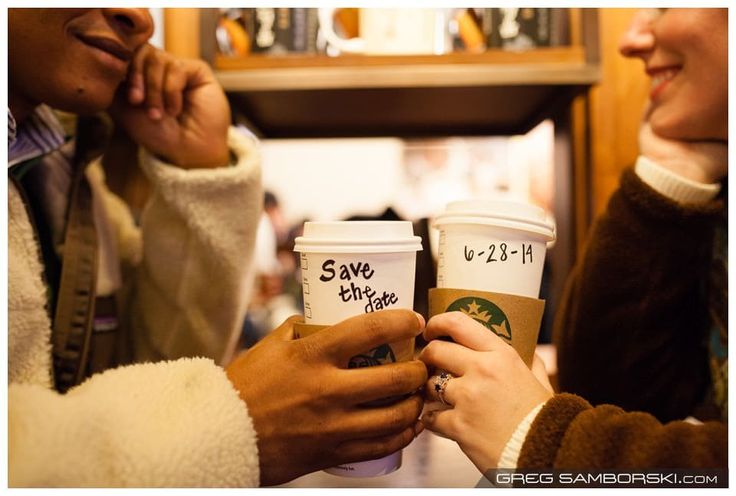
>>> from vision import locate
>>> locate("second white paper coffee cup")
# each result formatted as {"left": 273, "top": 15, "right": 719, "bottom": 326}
{"left": 433, "top": 199, "right": 556, "bottom": 298}
{"left": 293, "top": 220, "right": 422, "bottom": 477}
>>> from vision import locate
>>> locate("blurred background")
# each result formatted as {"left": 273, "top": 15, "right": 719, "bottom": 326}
{"left": 105, "top": 7, "right": 649, "bottom": 354}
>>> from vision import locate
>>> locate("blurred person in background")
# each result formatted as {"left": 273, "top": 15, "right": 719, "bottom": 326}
{"left": 243, "top": 191, "right": 300, "bottom": 347}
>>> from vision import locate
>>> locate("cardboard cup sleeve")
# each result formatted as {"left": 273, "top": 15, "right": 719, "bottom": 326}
{"left": 428, "top": 288, "right": 545, "bottom": 368}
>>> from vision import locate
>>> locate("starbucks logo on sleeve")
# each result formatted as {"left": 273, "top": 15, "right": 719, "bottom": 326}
{"left": 446, "top": 297, "right": 512, "bottom": 342}
{"left": 348, "top": 344, "right": 397, "bottom": 368}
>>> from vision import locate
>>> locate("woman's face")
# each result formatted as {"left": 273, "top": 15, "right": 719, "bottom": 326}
{"left": 9, "top": 9, "right": 153, "bottom": 116}
{"left": 619, "top": 8, "right": 728, "bottom": 141}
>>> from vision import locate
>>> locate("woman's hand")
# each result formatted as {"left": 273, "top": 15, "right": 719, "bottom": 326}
{"left": 109, "top": 43, "right": 230, "bottom": 169}
{"left": 418, "top": 312, "right": 553, "bottom": 474}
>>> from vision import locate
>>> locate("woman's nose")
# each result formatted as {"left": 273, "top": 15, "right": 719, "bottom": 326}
{"left": 618, "top": 9, "right": 659, "bottom": 59}
{"left": 102, "top": 8, "right": 154, "bottom": 46}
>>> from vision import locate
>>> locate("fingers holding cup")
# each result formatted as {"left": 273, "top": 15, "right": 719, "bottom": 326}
{"left": 424, "top": 311, "right": 503, "bottom": 352}
{"left": 420, "top": 406, "right": 458, "bottom": 440}
{"left": 418, "top": 338, "right": 473, "bottom": 376}
{"left": 338, "top": 359, "right": 427, "bottom": 406}
{"left": 315, "top": 309, "right": 424, "bottom": 367}
{"left": 334, "top": 424, "right": 418, "bottom": 466}
{"left": 419, "top": 337, "right": 475, "bottom": 407}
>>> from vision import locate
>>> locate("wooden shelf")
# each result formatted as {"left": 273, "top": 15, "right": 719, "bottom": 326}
{"left": 193, "top": 7, "right": 602, "bottom": 139}
{"left": 216, "top": 48, "right": 597, "bottom": 90}
{"left": 214, "top": 48, "right": 599, "bottom": 138}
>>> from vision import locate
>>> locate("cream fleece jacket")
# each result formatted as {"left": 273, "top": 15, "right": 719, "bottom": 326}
{"left": 9, "top": 129, "right": 262, "bottom": 487}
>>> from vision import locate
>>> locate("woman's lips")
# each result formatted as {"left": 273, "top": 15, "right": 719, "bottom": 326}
{"left": 648, "top": 66, "right": 680, "bottom": 101}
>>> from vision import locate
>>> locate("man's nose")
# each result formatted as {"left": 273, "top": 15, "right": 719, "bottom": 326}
{"left": 102, "top": 8, "right": 154, "bottom": 46}
{"left": 618, "top": 9, "right": 659, "bottom": 59}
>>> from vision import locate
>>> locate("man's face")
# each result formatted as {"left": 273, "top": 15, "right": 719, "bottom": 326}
{"left": 9, "top": 8, "right": 153, "bottom": 115}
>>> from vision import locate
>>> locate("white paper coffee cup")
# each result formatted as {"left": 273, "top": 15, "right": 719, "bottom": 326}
{"left": 433, "top": 200, "right": 556, "bottom": 298}
{"left": 293, "top": 220, "right": 422, "bottom": 477}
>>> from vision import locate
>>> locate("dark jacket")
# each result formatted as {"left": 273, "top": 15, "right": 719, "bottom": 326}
{"left": 519, "top": 168, "right": 727, "bottom": 470}
{"left": 554, "top": 168, "right": 725, "bottom": 422}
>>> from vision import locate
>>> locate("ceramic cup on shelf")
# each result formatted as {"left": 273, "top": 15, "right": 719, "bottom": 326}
{"left": 318, "top": 8, "right": 446, "bottom": 56}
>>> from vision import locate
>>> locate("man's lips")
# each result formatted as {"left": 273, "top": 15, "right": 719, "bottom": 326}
{"left": 76, "top": 34, "right": 134, "bottom": 62}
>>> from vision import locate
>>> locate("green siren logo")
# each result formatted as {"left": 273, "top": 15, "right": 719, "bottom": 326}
{"left": 446, "top": 297, "right": 512, "bottom": 342}
{"left": 349, "top": 344, "right": 397, "bottom": 368}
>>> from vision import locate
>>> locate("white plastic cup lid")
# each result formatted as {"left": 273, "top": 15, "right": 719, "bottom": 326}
{"left": 432, "top": 199, "right": 556, "bottom": 242}
{"left": 294, "top": 221, "right": 423, "bottom": 253}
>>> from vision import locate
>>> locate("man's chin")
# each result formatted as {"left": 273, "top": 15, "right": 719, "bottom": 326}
{"left": 50, "top": 90, "right": 116, "bottom": 116}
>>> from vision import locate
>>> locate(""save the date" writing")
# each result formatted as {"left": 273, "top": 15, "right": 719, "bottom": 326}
{"left": 319, "top": 260, "right": 399, "bottom": 313}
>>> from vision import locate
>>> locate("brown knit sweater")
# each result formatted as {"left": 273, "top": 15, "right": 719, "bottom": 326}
{"left": 518, "top": 168, "right": 727, "bottom": 469}
{"left": 555, "top": 168, "right": 726, "bottom": 422}
{"left": 518, "top": 393, "right": 726, "bottom": 468}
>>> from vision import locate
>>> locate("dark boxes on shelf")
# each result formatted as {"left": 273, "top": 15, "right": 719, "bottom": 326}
{"left": 217, "top": 8, "right": 319, "bottom": 56}
{"left": 482, "top": 8, "right": 569, "bottom": 50}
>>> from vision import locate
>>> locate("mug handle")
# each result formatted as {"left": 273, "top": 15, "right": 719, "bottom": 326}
{"left": 318, "top": 8, "right": 365, "bottom": 54}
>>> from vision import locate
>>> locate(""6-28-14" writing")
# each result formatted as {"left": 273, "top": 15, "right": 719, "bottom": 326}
{"left": 464, "top": 243, "right": 534, "bottom": 265}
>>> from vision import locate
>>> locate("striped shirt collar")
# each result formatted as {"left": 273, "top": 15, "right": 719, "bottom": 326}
{"left": 8, "top": 105, "right": 66, "bottom": 168}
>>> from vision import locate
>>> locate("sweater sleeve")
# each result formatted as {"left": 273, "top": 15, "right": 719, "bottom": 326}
{"left": 9, "top": 358, "right": 260, "bottom": 487}
{"left": 497, "top": 402, "right": 546, "bottom": 469}
{"left": 553, "top": 168, "right": 723, "bottom": 422}
{"left": 128, "top": 128, "right": 263, "bottom": 366}
{"left": 518, "top": 393, "right": 727, "bottom": 469}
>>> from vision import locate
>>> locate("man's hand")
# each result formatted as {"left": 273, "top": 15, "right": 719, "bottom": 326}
{"left": 640, "top": 107, "right": 727, "bottom": 184}
{"left": 225, "top": 310, "right": 427, "bottom": 486}
{"left": 109, "top": 44, "right": 230, "bottom": 169}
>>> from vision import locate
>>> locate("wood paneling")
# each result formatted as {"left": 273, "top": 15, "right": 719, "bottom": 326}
{"left": 163, "top": 8, "right": 201, "bottom": 59}
{"left": 588, "top": 9, "right": 649, "bottom": 218}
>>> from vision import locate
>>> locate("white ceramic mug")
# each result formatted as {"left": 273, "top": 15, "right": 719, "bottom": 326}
{"left": 318, "top": 8, "right": 445, "bottom": 55}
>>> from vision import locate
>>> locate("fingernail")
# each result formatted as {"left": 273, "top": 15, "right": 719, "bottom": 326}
{"left": 414, "top": 312, "right": 426, "bottom": 333}
{"left": 148, "top": 107, "right": 162, "bottom": 120}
